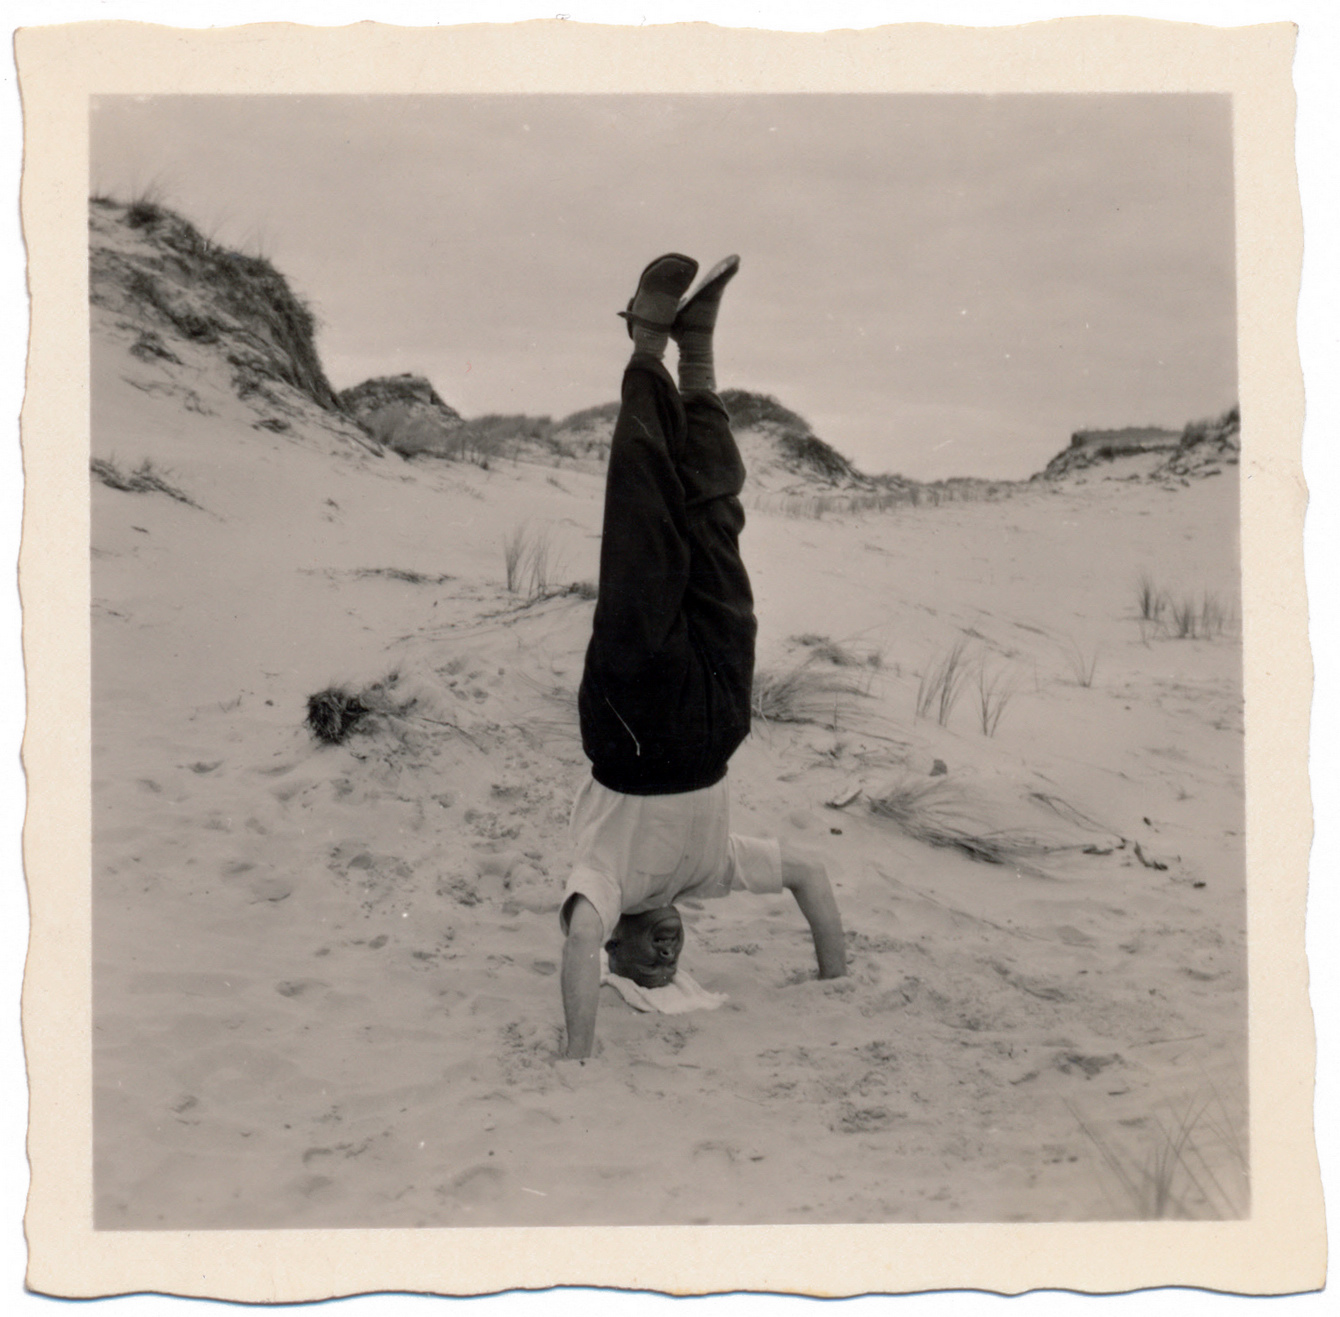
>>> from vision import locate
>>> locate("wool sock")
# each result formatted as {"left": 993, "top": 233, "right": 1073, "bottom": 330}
{"left": 675, "top": 328, "right": 716, "bottom": 392}
{"left": 671, "top": 256, "right": 739, "bottom": 394}
{"left": 631, "top": 323, "right": 671, "bottom": 360}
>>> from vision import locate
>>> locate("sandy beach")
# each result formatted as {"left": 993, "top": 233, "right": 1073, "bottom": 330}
{"left": 86, "top": 196, "right": 1247, "bottom": 1230}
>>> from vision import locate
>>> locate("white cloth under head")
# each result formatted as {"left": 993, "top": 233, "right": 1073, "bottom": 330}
{"left": 600, "top": 950, "right": 727, "bottom": 1014}
{"left": 560, "top": 774, "right": 784, "bottom": 939}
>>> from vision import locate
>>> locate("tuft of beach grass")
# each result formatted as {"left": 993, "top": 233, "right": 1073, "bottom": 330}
{"left": 976, "top": 661, "right": 1018, "bottom": 737}
{"left": 1068, "top": 1090, "right": 1248, "bottom": 1220}
{"left": 1061, "top": 636, "right": 1099, "bottom": 688}
{"left": 751, "top": 660, "right": 870, "bottom": 730}
{"left": 867, "top": 773, "right": 1077, "bottom": 867}
{"left": 501, "top": 523, "right": 568, "bottom": 601}
{"left": 91, "top": 456, "right": 201, "bottom": 508}
{"left": 914, "top": 637, "right": 971, "bottom": 727}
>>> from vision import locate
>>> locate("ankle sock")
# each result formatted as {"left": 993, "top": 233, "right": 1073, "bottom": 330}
{"left": 632, "top": 324, "right": 670, "bottom": 360}
{"left": 670, "top": 256, "right": 739, "bottom": 395}
{"left": 676, "top": 332, "right": 715, "bottom": 392}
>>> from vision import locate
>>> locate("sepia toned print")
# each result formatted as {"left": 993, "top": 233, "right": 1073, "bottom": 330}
{"left": 17, "top": 16, "right": 1320, "bottom": 1302}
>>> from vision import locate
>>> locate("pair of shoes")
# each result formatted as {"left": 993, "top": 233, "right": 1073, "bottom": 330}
{"left": 618, "top": 253, "right": 741, "bottom": 339}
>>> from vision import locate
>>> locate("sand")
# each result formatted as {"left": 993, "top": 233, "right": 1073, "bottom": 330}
{"left": 88, "top": 229, "right": 1245, "bottom": 1231}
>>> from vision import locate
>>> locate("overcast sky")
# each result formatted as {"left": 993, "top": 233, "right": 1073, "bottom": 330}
{"left": 91, "top": 93, "right": 1236, "bottom": 480}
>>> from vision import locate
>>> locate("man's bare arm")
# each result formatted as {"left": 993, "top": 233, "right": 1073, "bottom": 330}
{"left": 560, "top": 895, "right": 604, "bottom": 1058}
{"left": 781, "top": 848, "right": 847, "bottom": 979}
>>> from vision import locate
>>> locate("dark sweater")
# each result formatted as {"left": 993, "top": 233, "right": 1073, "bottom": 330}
{"left": 578, "top": 356, "right": 756, "bottom": 795}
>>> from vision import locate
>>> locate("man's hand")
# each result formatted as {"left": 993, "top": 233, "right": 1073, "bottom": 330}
{"left": 560, "top": 895, "right": 604, "bottom": 1058}
{"left": 781, "top": 847, "right": 847, "bottom": 979}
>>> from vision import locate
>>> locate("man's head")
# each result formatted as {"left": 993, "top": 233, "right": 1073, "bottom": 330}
{"left": 605, "top": 906, "right": 684, "bottom": 989}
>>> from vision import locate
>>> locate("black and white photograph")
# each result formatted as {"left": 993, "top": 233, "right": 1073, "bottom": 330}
{"left": 84, "top": 85, "right": 1250, "bottom": 1230}
{"left": 11, "top": 7, "right": 1330, "bottom": 1305}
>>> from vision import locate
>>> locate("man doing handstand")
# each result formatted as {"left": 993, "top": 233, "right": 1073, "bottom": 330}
{"left": 559, "top": 252, "right": 846, "bottom": 1060}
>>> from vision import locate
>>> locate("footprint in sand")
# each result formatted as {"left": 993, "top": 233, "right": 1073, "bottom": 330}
{"left": 437, "top": 875, "right": 481, "bottom": 907}
{"left": 248, "top": 875, "right": 295, "bottom": 903}
{"left": 473, "top": 847, "right": 521, "bottom": 881}
{"left": 858, "top": 980, "right": 921, "bottom": 1017}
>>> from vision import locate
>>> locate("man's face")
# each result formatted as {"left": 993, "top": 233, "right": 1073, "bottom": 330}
{"left": 606, "top": 906, "right": 685, "bottom": 989}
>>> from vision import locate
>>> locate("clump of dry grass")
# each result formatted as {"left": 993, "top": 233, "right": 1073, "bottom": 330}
{"left": 123, "top": 181, "right": 169, "bottom": 231}
{"left": 514, "top": 673, "right": 580, "bottom": 741}
{"left": 1061, "top": 636, "right": 1100, "bottom": 688}
{"left": 976, "top": 662, "right": 1018, "bottom": 737}
{"left": 502, "top": 523, "right": 566, "bottom": 600}
{"left": 305, "top": 671, "right": 466, "bottom": 749}
{"left": 751, "top": 660, "right": 869, "bottom": 729}
{"left": 502, "top": 525, "right": 528, "bottom": 593}
{"left": 524, "top": 525, "right": 559, "bottom": 597}
{"left": 1134, "top": 574, "right": 1238, "bottom": 642}
{"left": 353, "top": 567, "right": 453, "bottom": 585}
{"left": 791, "top": 632, "right": 883, "bottom": 669}
{"left": 1136, "top": 571, "right": 1167, "bottom": 624}
{"left": 793, "top": 633, "right": 856, "bottom": 665}
{"left": 867, "top": 773, "right": 1076, "bottom": 866}
{"left": 1068, "top": 1091, "right": 1248, "bottom": 1220}
{"left": 1197, "top": 592, "right": 1235, "bottom": 639}
{"left": 915, "top": 637, "right": 971, "bottom": 726}
{"left": 91, "top": 456, "right": 201, "bottom": 508}
{"left": 1170, "top": 595, "right": 1199, "bottom": 639}
{"left": 1169, "top": 591, "right": 1236, "bottom": 641}
{"left": 306, "top": 688, "right": 371, "bottom": 744}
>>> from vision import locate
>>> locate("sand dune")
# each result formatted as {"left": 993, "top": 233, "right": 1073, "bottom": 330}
{"left": 89, "top": 201, "right": 1246, "bottom": 1228}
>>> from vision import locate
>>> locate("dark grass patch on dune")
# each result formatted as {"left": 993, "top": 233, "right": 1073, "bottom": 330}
{"left": 354, "top": 568, "right": 454, "bottom": 585}
{"left": 791, "top": 633, "right": 883, "bottom": 669}
{"left": 720, "top": 389, "right": 858, "bottom": 484}
{"left": 306, "top": 689, "right": 371, "bottom": 744}
{"left": 99, "top": 195, "right": 342, "bottom": 413}
{"left": 305, "top": 672, "right": 422, "bottom": 746}
{"left": 298, "top": 567, "right": 456, "bottom": 587}
{"left": 91, "top": 457, "right": 201, "bottom": 508}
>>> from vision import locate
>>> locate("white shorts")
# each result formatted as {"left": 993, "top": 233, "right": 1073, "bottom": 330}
{"left": 560, "top": 775, "right": 785, "bottom": 939}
